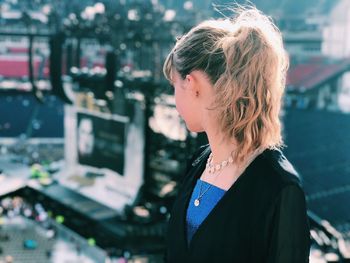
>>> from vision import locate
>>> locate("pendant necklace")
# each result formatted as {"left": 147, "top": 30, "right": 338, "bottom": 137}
{"left": 193, "top": 152, "right": 231, "bottom": 207}
{"left": 194, "top": 169, "right": 222, "bottom": 207}
{"left": 194, "top": 148, "right": 261, "bottom": 207}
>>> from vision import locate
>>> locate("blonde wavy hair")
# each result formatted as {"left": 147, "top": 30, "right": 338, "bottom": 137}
{"left": 163, "top": 6, "right": 289, "bottom": 163}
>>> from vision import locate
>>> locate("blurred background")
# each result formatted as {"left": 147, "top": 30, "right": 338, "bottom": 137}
{"left": 0, "top": 0, "right": 350, "bottom": 262}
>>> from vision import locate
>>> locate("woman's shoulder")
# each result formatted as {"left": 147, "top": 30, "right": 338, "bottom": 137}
{"left": 252, "top": 148, "right": 308, "bottom": 219}
{"left": 188, "top": 145, "right": 302, "bottom": 182}
{"left": 185, "top": 145, "right": 305, "bottom": 194}
{"left": 259, "top": 147, "right": 304, "bottom": 190}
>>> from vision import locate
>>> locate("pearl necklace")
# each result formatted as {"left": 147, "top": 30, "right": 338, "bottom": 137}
{"left": 205, "top": 152, "right": 234, "bottom": 174}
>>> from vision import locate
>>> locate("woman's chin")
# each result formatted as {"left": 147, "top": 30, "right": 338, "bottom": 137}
{"left": 185, "top": 123, "right": 204, "bottom": 133}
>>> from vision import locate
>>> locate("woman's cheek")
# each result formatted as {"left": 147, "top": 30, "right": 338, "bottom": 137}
{"left": 175, "top": 101, "right": 184, "bottom": 119}
{"left": 174, "top": 90, "right": 183, "bottom": 117}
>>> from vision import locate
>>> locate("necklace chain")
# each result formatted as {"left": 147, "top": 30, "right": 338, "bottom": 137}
{"left": 195, "top": 168, "right": 222, "bottom": 206}
{"left": 194, "top": 155, "right": 226, "bottom": 207}
{"left": 194, "top": 148, "right": 262, "bottom": 207}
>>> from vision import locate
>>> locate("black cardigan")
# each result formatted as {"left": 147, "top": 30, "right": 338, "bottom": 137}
{"left": 166, "top": 145, "right": 310, "bottom": 263}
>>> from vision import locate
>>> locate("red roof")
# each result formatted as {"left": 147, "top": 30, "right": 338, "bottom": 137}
{"left": 8, "top": 47, "right": 28, "bottom": 54}
{"left": 287, "top": 58, "right": 350, "bottom": 91}
{"left": 0, "top": 57, "right": 41, "bottom": 78}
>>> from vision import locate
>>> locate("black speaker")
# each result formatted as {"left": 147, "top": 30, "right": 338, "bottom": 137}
{"left": 66, "top": 42, "right": 73, "bottom": 75}
{"left": 28, "top": 35, "right": 44, "bottom": 103}
{"left": 49, "top": 32, "right": 72, "bottom": 104}
{"left": 105, "top": 51, "right": 118, "bottom": 93}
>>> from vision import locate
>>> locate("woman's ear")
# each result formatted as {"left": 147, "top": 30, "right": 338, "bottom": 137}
{"left": 185, "top": 73, "right": 200, "bottom": 98}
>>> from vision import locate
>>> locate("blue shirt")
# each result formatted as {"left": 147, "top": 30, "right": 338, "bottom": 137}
{"left": 186, "top": 179, "right": 226, "bottom": 245}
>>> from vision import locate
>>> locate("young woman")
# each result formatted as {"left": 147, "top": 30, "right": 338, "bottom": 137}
{"left": 163, "top": 6, "right": 310, "bottom": 263}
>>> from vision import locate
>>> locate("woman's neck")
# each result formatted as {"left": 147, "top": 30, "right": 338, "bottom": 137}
{"left": 204, "top": 125, "right": 262, "bottom": 168}
{"left": 205, "top": 126, "right": 237, "bottom": 165}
